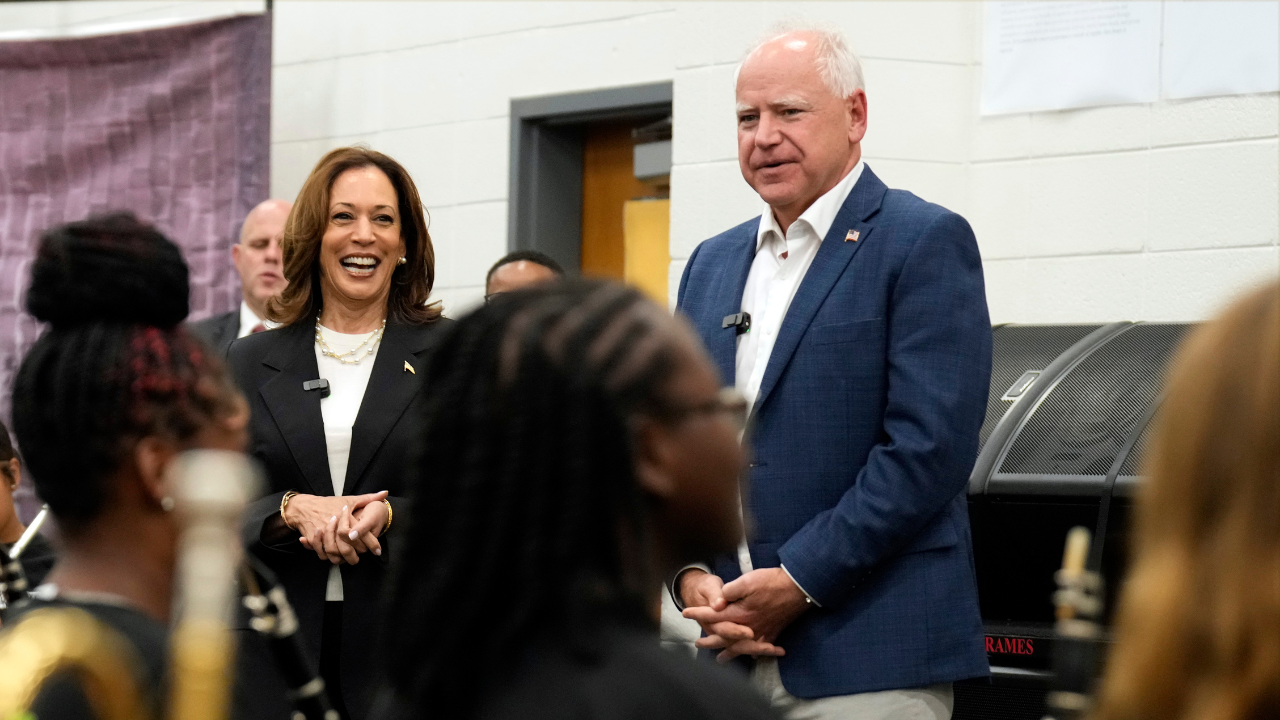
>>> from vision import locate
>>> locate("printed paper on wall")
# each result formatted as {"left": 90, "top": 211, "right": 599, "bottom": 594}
{"left": 1162, "top": 1, "right": 1280, "bottom": 100}
{"left": 981, "top": 1, "right": 1162, "bottom": 115}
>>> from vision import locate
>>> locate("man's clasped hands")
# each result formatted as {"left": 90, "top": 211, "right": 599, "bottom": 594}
{"left": 679, "top": 566, "right": 813, "bottom": 663}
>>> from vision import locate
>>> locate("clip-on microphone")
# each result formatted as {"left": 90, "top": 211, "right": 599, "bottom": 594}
{"left": 302, "top": 379, "right": 331, "bottom": 398}
{"left": 722, "top": 312, "right": 751, "bottom": 336}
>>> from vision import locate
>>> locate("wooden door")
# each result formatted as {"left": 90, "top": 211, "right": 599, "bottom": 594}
{"left": 580, "top": 122, "right": 651, "bottom": 280}
{"left": 581, "top": 122, "right": 670, "bottom": 304}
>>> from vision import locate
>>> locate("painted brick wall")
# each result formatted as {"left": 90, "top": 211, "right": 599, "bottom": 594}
{"left": 2, "top": 1, "right": 1276, "bottom": 321}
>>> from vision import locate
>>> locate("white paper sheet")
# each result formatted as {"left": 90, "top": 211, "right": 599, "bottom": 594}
{"left": 982, "top": 2, "right": 1162, "bottom": 115}
{"left": 1162, "top": 1, "right": 1280, "bottom": 100}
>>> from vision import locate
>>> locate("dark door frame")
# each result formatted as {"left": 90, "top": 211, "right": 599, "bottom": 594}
{"left": 507, "top": 82, "right": 672, "bottom": 273}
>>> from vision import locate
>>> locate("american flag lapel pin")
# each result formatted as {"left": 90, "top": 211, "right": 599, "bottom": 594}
{"left": 845, "top": 229, "right": 860, "bottom": 242}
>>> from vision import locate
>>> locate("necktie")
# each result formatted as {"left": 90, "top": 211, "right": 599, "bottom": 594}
{"left": 252, "top": 323, "right": 266, "bottom": 334}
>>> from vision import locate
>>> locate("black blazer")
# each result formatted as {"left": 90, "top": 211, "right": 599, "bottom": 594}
{"left": 190, "top": 309, "right": 239, "bottom": 356}
{"left": 227, "top": 316, "right": 451, "bottom": 720}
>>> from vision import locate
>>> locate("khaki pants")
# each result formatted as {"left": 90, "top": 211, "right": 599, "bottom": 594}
{"left": 752, "top": 658, "right": 953, "bottom": 720}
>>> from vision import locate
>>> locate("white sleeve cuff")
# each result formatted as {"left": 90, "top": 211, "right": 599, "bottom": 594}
{"left": 669, "top": 563, "right": 712, "bottom": 611}
{"left": 781, "top": 564, "right": 821, "bottom": 607}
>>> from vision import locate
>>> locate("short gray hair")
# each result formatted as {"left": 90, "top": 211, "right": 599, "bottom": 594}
{"left": 739, "top": 21, "right": 865, "bottom": 98}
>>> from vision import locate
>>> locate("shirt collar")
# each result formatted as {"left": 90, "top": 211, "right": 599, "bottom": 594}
{"left": 238, "top": 300, "right": 263, "bottom": 337}
{"left": 756, "top": 159, "right": 865, "bottom": 252}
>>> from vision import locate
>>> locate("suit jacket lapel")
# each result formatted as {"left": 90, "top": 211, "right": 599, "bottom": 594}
{"left": 214, "top": 311, "right": 239, "bottom": 357}
{"left": 708, "top": 230, "right": 759, "bottom": 386}
{"left": 258, "top": 322, "right": 331, "bottom": 496}
{"left": 344, "top": 322, "right": 426, "bottom": 493}
{"left": 753, "top": 167, "right": 888, "bottom": 413}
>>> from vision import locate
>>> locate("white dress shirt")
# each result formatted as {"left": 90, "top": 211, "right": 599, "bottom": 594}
{"left": 314, "top": 325, "right": 382, "bottom": 601}
{"left": 733, "top": 160, "right": 865, "bottom": 603}
{"left": 236, "top": 301, "right": 264, "bottom": 339}
{"left": 736, "top": 160, "right": 864, "bottom": 409}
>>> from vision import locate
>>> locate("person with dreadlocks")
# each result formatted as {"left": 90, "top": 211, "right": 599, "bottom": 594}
{"left": 0, "top": 212, "right": 251, "bottom": 717}
{"left": 376, "top": 279, "right": 782, "bottom": 720}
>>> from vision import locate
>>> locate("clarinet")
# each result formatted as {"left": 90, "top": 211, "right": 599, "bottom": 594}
{"left": 240, "top": 555, "right": 339, "bottom": 720}
{"left": 0, "top": 546, "right": 23, "bottom": 611}
{"left": 1043, "top": 526, "right": 1104, "bottom": 720}
{"left": 0, "top": 506, "right": 49, "bottom": 612}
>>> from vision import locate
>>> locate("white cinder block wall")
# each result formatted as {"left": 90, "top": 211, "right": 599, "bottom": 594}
{"left": 2, "top": 1, "right": 1276, "bottom": 322}
{"left": 268, "top": 1, "right": 688, "bottom": 314}
{"left": 971, "top": 69, "right": 1280, "bottom": 322}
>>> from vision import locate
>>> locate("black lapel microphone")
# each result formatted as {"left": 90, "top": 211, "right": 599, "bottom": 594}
{"left": 722, "top": 312, "right": 751, "bottom": 335}
{"left": 302, "top": 379, "right": 331, "bottom": 398}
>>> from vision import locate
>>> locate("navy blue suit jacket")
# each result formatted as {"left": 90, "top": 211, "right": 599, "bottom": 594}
{"left": 677, "top": 166, "right": 991, "bottom": 698}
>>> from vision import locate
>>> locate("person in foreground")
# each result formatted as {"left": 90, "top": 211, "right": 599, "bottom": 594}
{"left": 376, "top": 279, "right": 780, "bottom": 720}
{"left": 229, "top": 146, "right": 449, "bottom": 720}
{"left": 1092, "top": 280, "right": 1280, "bottom": 720}
{"left": 0, "top": 419, "right": 55, "bottom": 588}
{"left": 675, "top": 23, "right": 991, "bottom": 718}
{"left": 1, "top": 213, "right": 249, "bottom": 716}
{"left": 484, "top": 249, "right": 564, "bottom": 299}
{"left": 192, "top": 198, "right": 292, "bottom": 354}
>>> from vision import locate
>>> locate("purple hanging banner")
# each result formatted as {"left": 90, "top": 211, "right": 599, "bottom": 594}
{"left": 0, "top": 14, "right": 271, "bottom": 521}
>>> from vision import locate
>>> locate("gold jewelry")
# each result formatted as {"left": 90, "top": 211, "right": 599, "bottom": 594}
{"left": 315, "top": 319, "right": 386, "bottom": 365}
{"left": 382, "top": 499, "right": 393, "bottom": 534}
{"left": 396, "top": 256, "right": 407, "bottom": 266}
{"left": 280, "top": 490, "right": 299, "bottom": 530}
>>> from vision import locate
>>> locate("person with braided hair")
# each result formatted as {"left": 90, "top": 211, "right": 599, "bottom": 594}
{"left": 375, "top": 279, "right": 780, "bottom": 720}
{"left": 0, "top": 212, "right": 251, "bottom": 718}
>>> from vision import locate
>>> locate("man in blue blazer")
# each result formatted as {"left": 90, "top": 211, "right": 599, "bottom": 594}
{"left": 674, "top": 24, "right": 991, "bottom": 718}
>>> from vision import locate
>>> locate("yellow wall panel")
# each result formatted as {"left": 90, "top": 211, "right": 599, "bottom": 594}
{"left": 623, "top": 198, "right": 670, "bottom": 305}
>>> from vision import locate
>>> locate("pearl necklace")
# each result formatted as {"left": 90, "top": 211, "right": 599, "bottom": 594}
{"left": 315, "top": 318, "right": 386, "bottom": 365}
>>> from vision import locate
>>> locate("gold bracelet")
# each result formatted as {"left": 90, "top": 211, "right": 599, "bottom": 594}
{"left": 382, "top": 499, "right": 393, "bottom": 534}
{"left": 280, "top": 491, "right": 299, "bottom": 530}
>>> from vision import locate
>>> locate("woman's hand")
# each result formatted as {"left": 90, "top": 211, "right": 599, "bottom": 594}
{"left": 330, "top": 497, "right": 388, "bottom": 559}
{"left": 286, "top": 491, "right": 388, "bottom": 564}
{"left": 343, "top": 498, "right": 388, "bottom": 556}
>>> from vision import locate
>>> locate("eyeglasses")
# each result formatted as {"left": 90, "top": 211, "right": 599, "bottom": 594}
{"left": 660, "top": 387, "right": 750, "bottom": 432}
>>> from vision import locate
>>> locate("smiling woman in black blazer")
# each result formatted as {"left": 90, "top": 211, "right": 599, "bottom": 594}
{"left": 228, "top": 147, "right": 449, "bottom": 720}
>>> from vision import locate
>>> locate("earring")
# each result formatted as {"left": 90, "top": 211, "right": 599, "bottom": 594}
{"left": 160, "top": 497, "right": 175, "bottom": 512}
{"left": 397, "top": 256, "right": 407, "bottom": 266}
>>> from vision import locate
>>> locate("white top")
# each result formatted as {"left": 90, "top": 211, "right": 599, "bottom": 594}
{"left": 314, "top": 324, "right": 382, "bottom": 601}
{"left": 236, "top": 301, "right": 264, "bottom": 340}
{"left": 732, "top": 160, "right": 865, "bottom": 604}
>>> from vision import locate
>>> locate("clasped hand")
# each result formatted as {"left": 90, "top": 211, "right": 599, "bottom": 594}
{"left": 680, "top": 567, "right": 810, "bottom": 663}
{"left": 284, "top": 491, "right": 389, "bottom": 565}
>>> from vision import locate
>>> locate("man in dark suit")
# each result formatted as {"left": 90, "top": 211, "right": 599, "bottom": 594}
{"left": 191, "top": 199, "right": 291, "bottom": 354}
{"left": 674, "top": 24, "right": 991, "bottom": 719}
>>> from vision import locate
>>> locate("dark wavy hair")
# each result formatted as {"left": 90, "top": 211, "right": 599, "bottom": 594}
{"left": 267, "top": 146, "right": 441, "bottom": 326}
{"left": 12, "top": 213, "right": 241, "bottom": 528}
